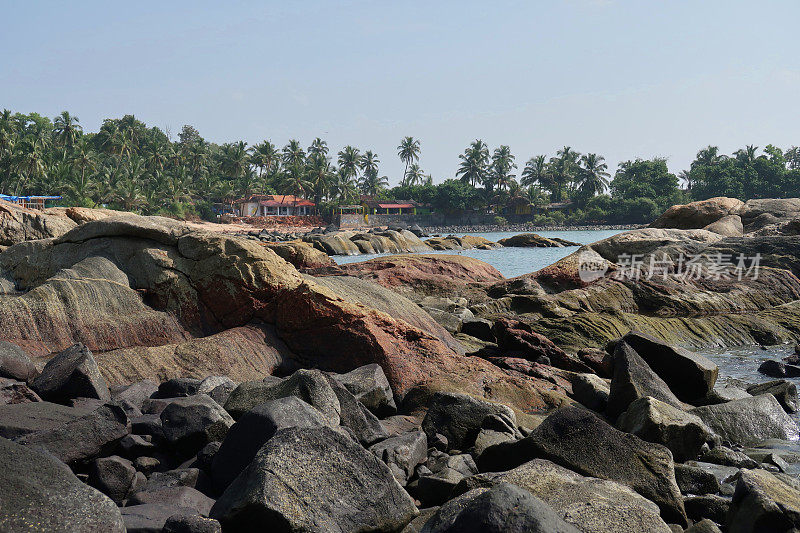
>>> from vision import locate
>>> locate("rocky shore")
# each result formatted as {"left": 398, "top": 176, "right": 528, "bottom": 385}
{"left": 422, "top": 223, "right": 642, "bottom": 234}
{"left": 1, "top": 196, "right": 800, "bottom": 531}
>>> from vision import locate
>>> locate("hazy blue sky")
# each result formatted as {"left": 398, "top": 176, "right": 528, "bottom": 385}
{"left": 2, "top": 0, "right": 799, "bottom": 185}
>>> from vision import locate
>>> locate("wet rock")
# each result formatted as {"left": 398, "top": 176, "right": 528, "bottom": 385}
{"left": 0, "top": 377, "right": 41, "bottom": 404}
{"left": 617, "top": 396, "right": 717, "bottom": 462}
{"left": 620, "top": 331, "right": 718, "bottom": 403}
{"left": 571, "top": 373, "right": 610, "bottom": 411}
{"left": 420, "top": 482, "right": 581, "bottom": 533}
{"left": 121, "top": 503, "right": 198, "bottom": 533}
{"left": 727, "top": 468, "right": 800, "bottom": 532}
{"left": 674, "top": 463, "right": 721, "bottom": 495}
{"left": 422, "top": 391, "right": 516, "bottom": 452}
{"left": 369, "top": 430, "right": 428, "bottom": 485}
{"left": 607, "top": 341, "right": 687, "bottom": 420}
{"left": 330, "top": 363, "right": 397, "bottom": 417}
{"left": 0, "top": 341, "right": 38, "bottom": 382}
{"left": 162, "top": 514, "right": 222, "bottom": 533}
{"left": 759, "top": 359, "right": 800, "bottom": 378}
{"left": 700, "top": 446, "right": 759, "bottom": 469}
{"left": 160, "top": 395, "right": 234, "bottom": 455}
{"left": 690, "top": 394, "right": 799, "bottom": 446}
{"left": 31, "top": 343, "right": 110, "bottom": 403}
{"left": 0, "top": 436, "right": 125, "bottom": 532}
{"left": 14, "top": 403, "right": 130, "bottom": 466}
{"left": 210, "top": 426, "right": 417, "bottom": 532}
{"left": 210, "top": 396, "right": 330, "bottom": 490}
{"left": 685, "top": 461, "right": 740, "bottom": 495}
{"left": 454, "top": 458, "right": 672, "bottom": 533}
{"left": 88, "top": 455, "right": 137, "bottom": 503}
{"left": 129, "top": 486, "right": 215, "bottom": 516}
{"left": 746, "top": 380, "right": 798, "bottom": 413}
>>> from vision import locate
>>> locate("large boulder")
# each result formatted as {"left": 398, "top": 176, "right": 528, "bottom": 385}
{"left": 589, "top": 227, "right": 723, "bottom": 262}
{"left": 690, "top": 394, "right": 800, "bottom": 446}
{"left": 746, "top": 380, "right": 798, "bottom": 413}
{"left": 210, "top": 426, "right": 418, "bottom": 531}
{"left": 479, "top": 407, "right": 686, "bottom": 525}
{"left": 88, "top": 455, "right": 138, "bottom": 504}
{"left": 727, "top": 468, "right": 800, "bottom": 532}
{"left": 454, "top": 459, "right": 672, "bottom": 533}
{"left": 160, "top": 394, "right": 234, "bottom": 455}
{"left": 620, "top": 331, "right": 718, "bottom": 403}
{"left": 0, "top": 199, "right": 78, "bottom": 245}
{"left": 422, "top": 392, "right": 517, "bottom": 452}
{"left": 0, "top": 341, "right": 38, "bottom": 382}
{"left": 650, "top": 197, "right": 744, "bottom": 230}
{"left": 263, "top": 241, "right": 336, "bottom": 270}
{"left": 323, "top": 372, "right": 388, "bottom": 445}
{"left": 31, "top": 343, "right": 111, "bottom": 403}
{"left": 0, "top": 377, "right": 41, "bottom": 405}
{"left": 329, "top": 363, "right": 397, "bottom": 416}
{"left": 420, "top": 482, "right": 581, "bottom": 533}
{"left": 740, "top": 198, "right": 800, "bottom": 231}
{"left": 607, "top": 341, "right": 687, "bottom": 420}
{"left": 617, "top": 396, "right": 717, "bottom": 462}
{"left": 497, "top": 233, "right": 580, "bottom": 247}
{"left": 492, "top": 318, "right": 592, "bottom": 372}
{"left": 369, "top": 430, "right": 428, "bottom": 485}
{"left": 0, "top": 436, "right": 125, "bottom": 532}
{"left": 0, "top": 400, "right": 83, "bottom": 438}
{"left": 703, "top": 214, "right": 744, "bottom": 236}
{"left": 211, "top": 396, "right": 331, "bottom": 489}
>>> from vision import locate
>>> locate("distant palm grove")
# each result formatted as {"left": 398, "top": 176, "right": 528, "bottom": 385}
{"left": 1, "top": 110, "right": 799, "bottom": 224}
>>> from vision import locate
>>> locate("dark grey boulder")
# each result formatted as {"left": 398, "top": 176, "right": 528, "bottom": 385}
{"left": 88, "top": 455, "right": 137, "bottom": 503}
{"left": 0, "top": 437, "right": 125, "bottom": 532}
{"left": 323, "top": 372, "right": 388, "bottom": 445}
{"left": 674, "top": 463, "right": 721, "bottom": 495}
{"left": 146, "top": 468, "right": 212, "bottom": 494}
{"left": 479, "top": 407, "right": 686, "bottom": 525}
{"left": 684, "top": 461, "right": 740, "bottom": 495}
{"left": 162, "top": 514, "right": 222, "bottom": 533}
{"left": 684, "top": 494, "right": 729, "bottom": 525}
{"left": 413, "top": 452, "right": 480, "bottom": 505}
{"left": 134, "top": 456, "right": 160, "bottom": 475}
{"left": 119, "top": 433, "right": 156, "bottom": 458}
{"left": 571, "top": 373, "right": 610, "bottom": 411}
{"left": 690, "top": 394, "right": 799, "bottom": 446}
{"left": 131, "top": 413, "right": 163, "bottom": 439}
{"left": 422, "top": 391, "right": 516, "bottom": 452}
{"left": 746, "top": 380, "right": 798, "bottom": 413}
{"left": 160, "top": 394, "right": 233, "bottom": 455}
{"left": 0, "top": 341, "right": 37, "bottom": 382}
{"left": 210, "top": 426, "right": 418, "bottom": 532}
{"left": 31, "top": 343, "right": 110, "bottom": 403}
{"left": 195, "top": 440, "right": 221, "bottom": 472}
{"left": 14, "top": 403, "right": 130, "bottom": 466}
{"left": 621, "top": 331, "right": 718, "bottom": 403}
{"left": 685, "top": 517, "right": 724, "bottom": 533}
{"left": 727, "top": 468, "right": 800, "bottom": 533}
{"left": 460, "top": 319, "right": 495, "bottom": 343}
{"left": 472, "top": 413, "right": 521, "bottom": 459}
{"left": 0, "top": 377, "right": 41, "bottom": 404}
{"left": 154, "top": 378, "right": 202, "bottom": 398}
{"left": 700, "top": 446, "right": 759, "bottom": 468}
{"left": 128, "top": 486, "right": 215, "bottom": 516}
{"left": 198, "top": 376, "right": 237, "bottom": 406}
{"left": 420, "top": 483, "right": 581, "bottom": 533}
{"left": 330, "top": 363, "right": 397, "bottom": 416}
{"left": 369, "top": 429, "right": 428, "bottom": 484}
{"left": 223, "top": 368, "right": 340, "bottom": 423}
{"left": 607, "top": 341, "right": 687, "bottom": 420}
{"left": 121, "top": 503, "right": 198, "bottom": 533}
{"left": 0, "top": 400, "right": 82, "bottom": 438}
{"left": 758, "top": 359, "right": 800, "bottom": 378}
{"left": 617, "top": 396, "right": 717, "bottom": 461}
{"left": 702, "top": 385, "right": 751, "bottom": 405}
{"left": 112, "top": 379, "right": 158, "bottom": 414}
{"left": 210, "top": 396, "right": 331, "bottom": 489}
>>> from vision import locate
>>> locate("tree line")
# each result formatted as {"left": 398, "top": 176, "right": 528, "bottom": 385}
{"left": 1, "top": 110, "right": 798, "bottom": 223}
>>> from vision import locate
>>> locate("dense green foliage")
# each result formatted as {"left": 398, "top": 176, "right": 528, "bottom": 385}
{"left": 1, "top": 109, "right": 798, "bottom": 224}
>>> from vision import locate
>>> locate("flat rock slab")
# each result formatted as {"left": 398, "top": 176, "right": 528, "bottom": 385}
{"left": 690, "top": 394, "right": 800, "bottom": 446}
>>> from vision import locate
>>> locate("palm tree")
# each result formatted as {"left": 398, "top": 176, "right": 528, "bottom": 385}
{"left": 337, "top": 146, "right": 361, "bottom": 181}
{"left": 306, "top": 152, "right": 333, "bottom": 209}
{"left": 279, "top": 163, "right": 311, "bottom": 203}
{"left": 520, "top": 155, "right": 551, "bottom": 190}
{"left": 359, "top": 151, "right": 380, "bottom": 181}
{"left": 281, "top": 140, "right": 305, "bottom": 168}
{"left": 397, "top": 137, "right": 420, "bottom": 181}
{"left": 490, "top": 145, "right": 516, "bottom": 191}
{"left": 53, "top": 111, "right": 82, "bottom": 150}
{"left": 577, "top": 153, "right": 610, "bottom": 197}
{"left": 405, "top": 163, "right": 425, "bottom": 186}
{"left": 220, "top": 141, "right": 249, "bottom": 181}
{"left": 308, "top": 138, "right": 329, "bottom": 158}
{"left": 456, "top": 140, "right": 489, "bottom": 187}
{"left": 549, "top": 146, "right": 580, "bottom": 202}
{"left": 693, "top": 145, "right": 723, "bottom": 169}
{"left": 331, "top": 167, "right": 359, "bottom": 204}
{"left": 734, "top": 145, "right": 759, "bottom": 166}
{"left": 359, "top": 173, "right": 389, "bottom": 196}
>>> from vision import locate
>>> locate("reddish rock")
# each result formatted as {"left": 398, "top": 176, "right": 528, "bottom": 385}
{"left": 577, "top": 347, "right": 613, "bottom": 378}
{"left": 263, "top": 241, "right": 336, "bottom": 270}
{"left": 492, "top": 318, "right": 593, "bottom": 373}
{"left": 650, "top": 197, "right": 744, "bottom": 230}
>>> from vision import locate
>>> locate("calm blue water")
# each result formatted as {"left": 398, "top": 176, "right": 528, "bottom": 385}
{"left": 332, "top": 229, "right": 623, "bottom": 278}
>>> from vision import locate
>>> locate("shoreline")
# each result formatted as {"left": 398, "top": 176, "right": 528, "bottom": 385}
{"left": 421, "top": 223, "right": 643, "bottom": 234}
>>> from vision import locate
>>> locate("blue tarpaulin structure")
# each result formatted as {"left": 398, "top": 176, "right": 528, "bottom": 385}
{"left": 0, "top": 194, "right": 62, "bottom": 209}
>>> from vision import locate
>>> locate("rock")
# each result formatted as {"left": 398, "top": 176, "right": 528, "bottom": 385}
{"left": 330, "top": 363, "right": 397, "bottom": 417}
{"left": 323, "top": 372, "right": 390, "bottom": 445}
{"left": 492, "top": 318, "right": 592, "bottom": 372}
{"left": 650, "top": 197, "right": 744, "bottom": 230}
{"left": 577, "top": 347, "right": 613, "bottom": 377}
{"left": 0, "top": 198, "right": 78, "bottom": 245}
{"left": 162, "top": 514, "right": 222, "bottom": 533}
{"left": 674, "top": 463, "right": 721, "bottom": 495}
{"left": 461, "top": 318, "right": 495, "bottom": 343}
{"left": 727, "top": 468, "right": 800, "bottom": 532}
{"left": 685, "top": 461, "right": 740, "bottom": 495}
{"left": 119, "top": 434, "right": 156, "bottom": 458}
{"left": 210, "top": 426, "right": 418, "bottom": 532}
{"left": 571, "top": 373, "right": 610, "bottom": 411}
{"left": 746, "top": 380, "right": 798, "bottom": 413}
{"left": 690, "top": 394, "right": 800, "bottom": 446}
{"left": 263, "top": 241, "right": 336, "bottom": 270}
{"left": 590, "top": 227, "right": 723, "bottom": 261}
{"left": 31, "top": 343, "right": 110, "bottom": 403}
{"left": 369, "top": 430, "right": 428, "bottom": 484}
{"left": 112, "top": 379, "right": 158, "bottom": 414}
{"left": 155, "top": 378, "right": 202, "bottom": 398}
{"left": 0, "top": 400, "right": 83, "bottom": 438}
{"left": 160, "top": 394, "right": 234, "bottom": 455}
{"left": 703, "top": 214, "right": 744, "bottom": 236}
{"left": 740, "top": 198, "right": 800, "bottom": 231}
{"left": 88, "top": 455, "right": 137, "bottom": 503}
{"left": 121, "top": 503, "right": 198, "bottom": 533}
{"left": 14, "top": 403, "right": 130, "bottom": 465}
{"left": 684, "top": 495, "right": 729, "bottom": 525}
{"left": 685, "top": 517, "right": 724, "bottom": 533}
{"left": 198, "top": 376, "right": 237, "bottom": 406}
{"left": 134, "top": 456, "right": 160, "bottom": 475}
{"left": 607, "top": 340, "right": 687, "bottom": 420}
{"left": 703, "top": 385, "right": 751, "bottom": 405}
{"left": 415, "top": 453, "right": 479, "bottom": 506}
{"left": 0, "top": 436, "right": 125, "bottom": 532}
{"left": 0, "top": 377, "right": 41, "bottom": 404}
{"left": 223, "top": 369, "right": 340, "bottom": 423}
{"left": 620, "top": 331, "right": 718, "bottom": 403}
{"left": 700, "top": 446, "right": 759, "bottom": 469}
{"left": 146, "top": 468, "right": 212, "bottom": 493}
{"left": 498, "top": 233, "right": 580, "bottom": 247}
{"left": 420, "top": 482, "right": 581, "bottom": 533}
{"left": 472, "top": 413, "right": 521, "bottom": 459}
{"left": 129, "top": 486, "right": 215, "bottom": 516}
{"left": 0, "top": 341, "right": 37, "bottom": 382}
{"left": 195, "top": 441, "right": 220, "bottom": 471}
{"left": 453, "top": 458, "right": 672, "bottom": 533}
{"left": 480, "top": 407, "right": 686, "bottom": 525}
{"left": 758, "top": 359, "right": 800, "bottom": 378}
{"left": 617, "top": 396, "right": 717, "bottom": 462}
{"left": 422, "top": 392, "right": 516, "bottom": 452}
{"left": 210, "top": 396, "right": 331, "bottom": 490}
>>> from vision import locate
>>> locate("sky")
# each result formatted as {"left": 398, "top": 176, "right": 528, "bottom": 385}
{"left": 2, "top": 0, "right": 799, "bottom": 186}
